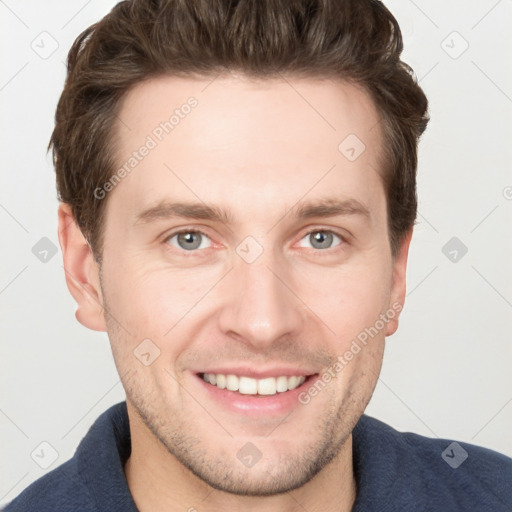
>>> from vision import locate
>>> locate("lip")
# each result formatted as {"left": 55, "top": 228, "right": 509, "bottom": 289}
{"left": 190, "top": 371, "right": 319, "bottom": 416}
{"left": 192, "top": 366, "right": 318, "bottom": 379}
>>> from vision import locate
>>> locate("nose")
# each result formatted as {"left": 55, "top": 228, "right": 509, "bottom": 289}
{"left": 217, "top": 255, "right": 304, "bottom": 351}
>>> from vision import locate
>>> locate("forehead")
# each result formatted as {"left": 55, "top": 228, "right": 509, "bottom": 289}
{"left": 108, "top": 74, "right": 385, "bottom": 226}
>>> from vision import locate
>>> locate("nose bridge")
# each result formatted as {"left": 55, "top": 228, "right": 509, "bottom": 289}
{"left": 218, "top": 247, "right": 303, "bottom": 348}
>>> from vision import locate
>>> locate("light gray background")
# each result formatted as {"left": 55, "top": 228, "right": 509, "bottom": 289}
{"left": 1, "top": 0, "right": 511, "bottom": 504}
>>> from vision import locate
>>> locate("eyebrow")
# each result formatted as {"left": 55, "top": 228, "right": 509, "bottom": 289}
{"left": 133, "top": 197, "right": 371, "bottom": 226}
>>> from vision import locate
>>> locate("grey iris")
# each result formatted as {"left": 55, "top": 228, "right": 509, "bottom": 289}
{"left": 310, "top": 231, "right": 333, "bottom": 249}
{"left": 177, "top": 232, "right": 202, "bottom": 250}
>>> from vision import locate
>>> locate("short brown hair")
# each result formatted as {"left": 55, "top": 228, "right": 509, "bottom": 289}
{"left": 50, "top": 0, "right": 429, "bottom": 262}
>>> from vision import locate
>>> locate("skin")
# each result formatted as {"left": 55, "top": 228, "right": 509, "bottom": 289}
{"left": 58, "top": 74, "right": 412, "bottom": 512}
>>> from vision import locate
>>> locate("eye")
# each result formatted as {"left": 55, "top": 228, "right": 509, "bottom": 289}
{"left": 166, "top": 230, "right": 212, "bottom": 251}
{"left": 297, "top": 230, "right": 344, "bottom": 250}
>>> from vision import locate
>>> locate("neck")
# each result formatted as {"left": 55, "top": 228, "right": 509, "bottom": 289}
{"left": 124, "top": 405, "right": 357, "bottom": 512}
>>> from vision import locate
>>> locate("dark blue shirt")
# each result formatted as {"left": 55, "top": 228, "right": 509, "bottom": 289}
{"left": 4, "top": 402, "right": 511, "bottom": 511}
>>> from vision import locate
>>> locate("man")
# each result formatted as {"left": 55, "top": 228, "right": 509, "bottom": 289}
{"left": 5, "top": 0, "right": 511, "bottom": 510}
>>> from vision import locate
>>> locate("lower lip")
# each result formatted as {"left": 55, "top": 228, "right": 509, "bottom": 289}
{"left": 193, "top": 373, "right": 318, "bottom": 415}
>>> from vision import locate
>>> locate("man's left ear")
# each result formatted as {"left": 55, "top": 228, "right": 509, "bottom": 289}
{"left": 385, "top": 228, "right": 413, "bottom": 336}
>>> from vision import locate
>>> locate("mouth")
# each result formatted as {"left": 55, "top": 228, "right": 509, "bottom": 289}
{"left": 193, "top": 370, "right": 318, "bottom": 415}
{"left": 199, "top": 372, "right": 310, "bottom": 396}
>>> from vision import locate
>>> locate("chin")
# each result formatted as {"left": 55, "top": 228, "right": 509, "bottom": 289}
{"left": 155, "top": 424, "right": 350, "bottom": 497}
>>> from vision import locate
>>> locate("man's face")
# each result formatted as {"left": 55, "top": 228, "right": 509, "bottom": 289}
{"left": 94, "top": 75, "right": 408, "bottom": 495}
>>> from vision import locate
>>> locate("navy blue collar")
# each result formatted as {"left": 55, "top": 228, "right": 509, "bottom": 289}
{"left": 76, "top": 401, "right": 138, "bottom": 511}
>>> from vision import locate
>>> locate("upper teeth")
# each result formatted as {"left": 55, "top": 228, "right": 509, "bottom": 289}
{"left": 202, "top": 373, "right": 306, "bottom": 395}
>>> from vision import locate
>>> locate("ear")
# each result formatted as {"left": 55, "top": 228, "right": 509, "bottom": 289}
{"left": 57, "top": 203, "right": 107, "bottom": 332}
{"left": 385, "top": 228, "right": 413, "bottom": 337}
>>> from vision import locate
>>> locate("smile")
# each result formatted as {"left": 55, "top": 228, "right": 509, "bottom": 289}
{"left": 201, "top": 373, "right": 307, "bottom": 395}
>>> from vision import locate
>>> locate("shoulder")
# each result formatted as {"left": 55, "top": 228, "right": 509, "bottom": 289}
{"left": 353, "top": 415, "right": 512, "bottom": 511}
{"left": 3, "top": 402, "right": 133, "bottom": 512}
{"left": 2, "top": 457, "right": 97, "bottom": 512}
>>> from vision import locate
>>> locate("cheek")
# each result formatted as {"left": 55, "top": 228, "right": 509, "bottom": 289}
{"left": 102, "top": 252, "right": 222, "bottom": 340}
{"left": 295, "top": 257, "right": 392, "bottom": 343}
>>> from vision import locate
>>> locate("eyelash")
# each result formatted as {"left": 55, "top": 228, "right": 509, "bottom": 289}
{"left": 162, "top": 227, "right": 347, "bottom": 256}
